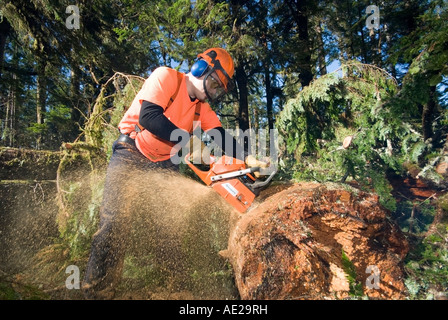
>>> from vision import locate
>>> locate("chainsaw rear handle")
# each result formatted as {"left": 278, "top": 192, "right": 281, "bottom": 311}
{"left": 249, "top": 167, "right": 277, "bottom": 191}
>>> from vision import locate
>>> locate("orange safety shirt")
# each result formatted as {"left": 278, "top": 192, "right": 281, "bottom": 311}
{"left": 118, "top": 67, "right": 222, "bottom": 162}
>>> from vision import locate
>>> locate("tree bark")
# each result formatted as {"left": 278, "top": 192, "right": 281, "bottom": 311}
{"left": 265, "top": 65, "right": 274, "bottom": 130}
{"left": 36, "top": 60, "right": 47, "bottom": 148}
{"left": 6, "top": 75, "right": 17, "bottom": 147}
{"left": 316, "top": 22, "right": 327, "bottom": 76}
{"left": 70, "top": 56, "right": 82, "bottom": 137}
{"left": 235, "top": 62, "right": 250, "bottom": 151}
{"left": 0, "top": 18, "right": 11, "bottom": 79}
{"left": 357, "top": 5, "right": 369, "bottom": 64}
{"left": 422, "top": 85, "right": 437, "bottom": 142}
{"left": 235, "top": 64, "right": 250, "bottom": 132}
{"left": 286, "top": 0, "right": 313, "bottom": 87}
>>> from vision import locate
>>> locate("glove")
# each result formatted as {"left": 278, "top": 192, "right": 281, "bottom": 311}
{"left": 188, "top": 135, "right": 211, "bottom": 164}
{"left": 245, "top": 154, "right": 270, "bottom": 178}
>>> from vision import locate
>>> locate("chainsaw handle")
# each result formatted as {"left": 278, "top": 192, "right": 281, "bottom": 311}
{"left": 249, "top": 166, "right": 260, "bottom": 173}
{"left": 249, "top": 167, "right": 277, "bottom": 191}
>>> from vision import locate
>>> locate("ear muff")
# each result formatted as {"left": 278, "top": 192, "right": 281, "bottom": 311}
{"left": 191, "top": 59, "right": 209, "bottom": 78}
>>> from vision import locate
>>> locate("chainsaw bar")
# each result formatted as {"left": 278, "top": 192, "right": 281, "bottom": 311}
{"left": 210, "top": 167, "right": 259, "bottom": 182}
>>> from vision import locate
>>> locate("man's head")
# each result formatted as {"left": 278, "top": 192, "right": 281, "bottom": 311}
{"left": 190, "top": 48, "right": 235, "bottom": 102}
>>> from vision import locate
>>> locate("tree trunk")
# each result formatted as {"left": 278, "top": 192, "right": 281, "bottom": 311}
{"left": 316, "top": 22, "right": 327, "bottom": 76}
{"left": 3, "top": 38, "right": 18, "bottom": 147}
{"left": 265, "top": 65, "right": 274, "bottom": 129}
{"left": 357, "top": 5, "right": 369, "bottom": 64}
{"left": 265, "top": 66, "right": 274, "bottom": 130}
{"left": 235, "top": 64, "right": 249, "bottom": 132}
{"left": 422, "top": 85, "right": 437, "bottom": 142}
{"left": 7, "top": 76, "right": 17, "bottom": 147}
{"left": 286, "top": 0, "right": 313, "bottom": 87}
{"left": 70, "top": 60, "right": 82, "bottom": 137}
{"left": 222, "top": 183, "right": 409, "bottom": 300}
{"left": 36, "top": 60, "right": 47, "bottom": 149}
{"left": 253, "top": 105, "right": 259, "bottom": 132}
{"left": 235, "top": 62, "right": 250, "bottom": 151}
{"left": 0, "top": 18, "right": 11, "bottom": 79}
{"left": 0, "top": 146, "right": 61, "bottom": 180}
{"left": 4, "top": 84, "right": 14, "bottom": 146}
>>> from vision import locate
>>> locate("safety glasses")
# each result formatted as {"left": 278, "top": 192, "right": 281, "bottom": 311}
{"left": 203, "top": 69, "right": 234, "bottom": 103}
{"left": 203, "top": 71, "right": 225, "bottom": 102}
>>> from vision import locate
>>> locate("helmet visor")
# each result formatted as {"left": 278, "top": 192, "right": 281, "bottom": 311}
{"left": 203, "top": 70, "right": 227, "bottom": 102}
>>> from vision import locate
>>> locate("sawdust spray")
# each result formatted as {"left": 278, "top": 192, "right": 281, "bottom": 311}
{"left": 95, "top": 165, "right": 240, "bottom": 300}
{"left": 0, "top": 162, "right": 239, "bottom": 299}
{"left": 0, "top": 182, "right": 58, "bottom": 275}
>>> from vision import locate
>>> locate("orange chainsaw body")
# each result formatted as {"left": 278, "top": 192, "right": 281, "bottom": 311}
{"left": 185, "top": 155, "right": 257, "bottom": 213}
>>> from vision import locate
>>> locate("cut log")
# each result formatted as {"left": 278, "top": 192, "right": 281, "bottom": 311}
{"left": 224, "top": 182, "right": 409, "bottom": 300}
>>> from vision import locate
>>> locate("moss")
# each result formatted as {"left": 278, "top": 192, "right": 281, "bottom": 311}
{"left": 120, "top": 255, "right": 169, "bottom": 289}
{"left": 404, "top": 239, "right": 448, "bottom": 299}
{"left": 437, "top": 193, "right": 448, "bottom": 213}
{"left": 0, "top": 280, "right": 19, "bottom": 300}
{"left": 0, "top": 147, "right": 62, "bottom": 180}
{"left": 0, "top": 277, "right": 50, "bottom": 300}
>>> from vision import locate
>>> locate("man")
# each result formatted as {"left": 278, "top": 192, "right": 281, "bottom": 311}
{"left": 82, "top": 48, "right": 266, "bottom": 299}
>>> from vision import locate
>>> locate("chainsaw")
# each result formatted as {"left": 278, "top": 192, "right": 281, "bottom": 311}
{"left": 185, "top": 154, "right": 276, "bottom": 213}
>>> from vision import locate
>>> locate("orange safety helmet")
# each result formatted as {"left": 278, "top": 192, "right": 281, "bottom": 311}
{"left": 196, "top": 48, "right": 235, "bottom": 102}
{"left": 197, "top": 48, "right": 235, "bottom": 90}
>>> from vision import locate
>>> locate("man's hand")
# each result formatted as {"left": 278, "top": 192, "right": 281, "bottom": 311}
{"left": 245, "top": 155, "right": 270, "bottom": 178}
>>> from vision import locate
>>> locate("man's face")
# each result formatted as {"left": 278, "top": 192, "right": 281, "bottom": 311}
{"left": 203, "top": 71, "right": 226, "bottom": 103}
{"left": 195, "top": 81, "right": 208, "bottom": 102}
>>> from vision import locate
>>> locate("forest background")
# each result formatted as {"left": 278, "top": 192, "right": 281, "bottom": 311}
{"left": 0, "top": 0, "right": 447, "bottom": 299}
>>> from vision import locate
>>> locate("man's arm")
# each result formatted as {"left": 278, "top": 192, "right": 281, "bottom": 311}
{"left": 140, "top": 100, "right": 249, "bottom": 162}
{"left": 207, "top": 127, "right": 248, "bottom": 161}
{"left": 139, "top": 100, "right": 185, "bottom": 144}
{"left": 208, "top": 127, "right": 270, "bottom": 175}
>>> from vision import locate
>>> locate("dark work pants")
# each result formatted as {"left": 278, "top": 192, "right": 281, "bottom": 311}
{"left": 82, "top": 135, "right": 178, "bottom": 299}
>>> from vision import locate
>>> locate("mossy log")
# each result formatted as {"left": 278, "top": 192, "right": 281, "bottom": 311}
{"left": 0, "top": 147, "right": 62, "bottom": 180}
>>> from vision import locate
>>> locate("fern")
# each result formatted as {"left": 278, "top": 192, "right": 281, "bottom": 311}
{"left": 409, "top": 141, "right": 427, "bottom": 163}
{"left": 277, "top": 61, "right": 429, "bottom": 214}
{"left": 341, "top": 249, "right": 363, "bottom": 297}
